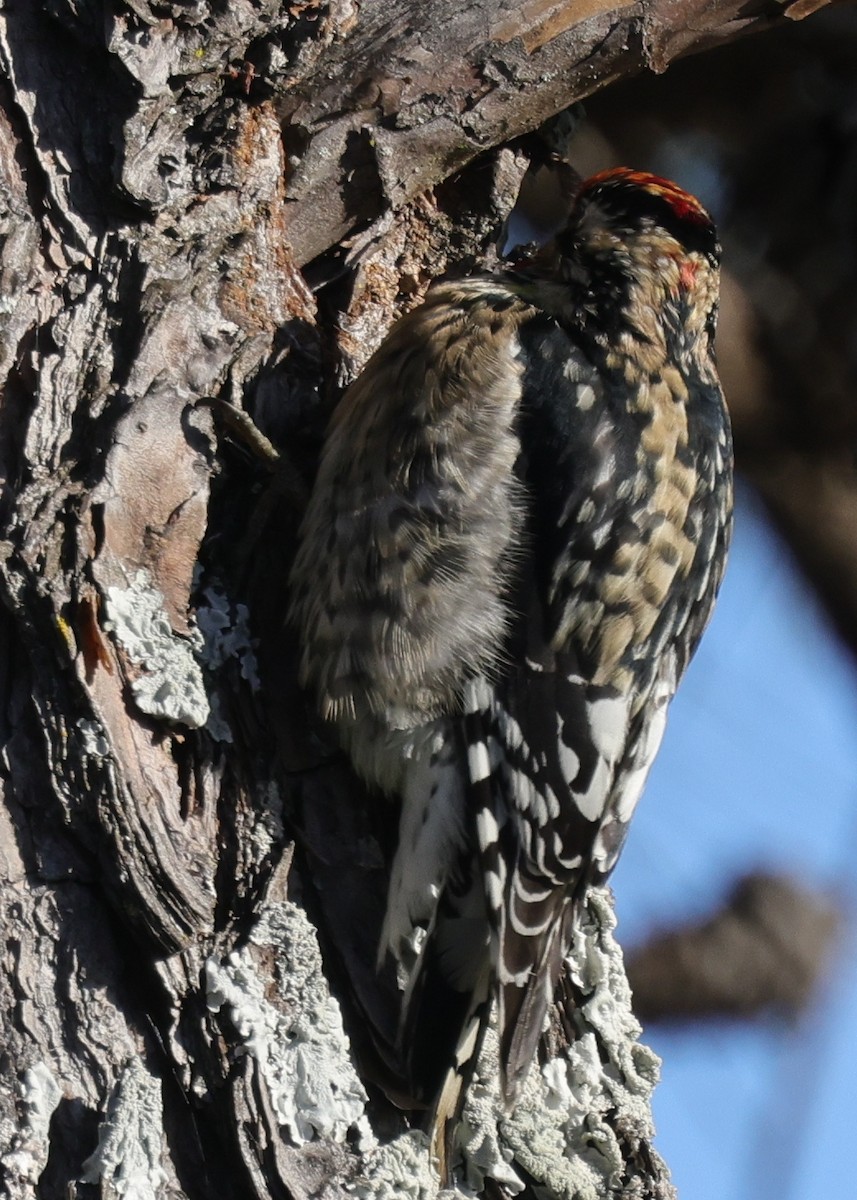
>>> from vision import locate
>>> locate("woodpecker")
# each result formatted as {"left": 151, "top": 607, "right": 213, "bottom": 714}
{"left": 290, "top": 167, "right": 733, "bottom": 1174}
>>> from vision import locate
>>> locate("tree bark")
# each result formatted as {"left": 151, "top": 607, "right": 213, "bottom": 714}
{"left": 0, "top": 2, "right": 838, "bottom": 1198}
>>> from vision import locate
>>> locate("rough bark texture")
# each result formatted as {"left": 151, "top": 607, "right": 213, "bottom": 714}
{"left": 0, "top": 2, "right": 844, "bottom": 1198}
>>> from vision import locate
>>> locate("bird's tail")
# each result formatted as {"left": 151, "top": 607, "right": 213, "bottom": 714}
{"left": 399, "top": 861, "right": 492, "bottom": 1183}
{"left": 425, "top": 971, "right": 493, "bottom": 1183}
{"left": 495, "top": 877, "right": 574, "bottom": 1102}
{"left": 403, "top": 674, "right": 583, "bottom": 1177}
{"left": 463, "top": 675, "right": 579, "bottom": 1106}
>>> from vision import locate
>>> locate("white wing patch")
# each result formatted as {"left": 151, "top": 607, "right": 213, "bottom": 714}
{"left": 572, "top": 757, "right": 614, "bottom": 822}
{"left": 379, "top": 721, "right": 468, "bottom": 963}
{"left": 484, "top": 868, "right": 505, "bottom": 912}
{"left": 556, "top": 717, "right": 582, "bottom": 792}
{"left": 587, "top": 694, "right": 630, "bottom": 761}
{"left": 576, "top": 382, "right": 597, "bottom": 410}
{"left": 468, "top": 740, "right": 492, "bottom": 783}
{"left": 475, "top": 807, "right": 500, "bottom": 849}
{"left": 495, "top": 705, "right": 525, "bottom": 752}
{"left": 563, "top": 692, "right": 630, "bottom": 822}
{"left": 615, "top": 701, "right": 668, "bottom": 824}
{"left": 591, "top": 658, "right": 676, "bottom": 874}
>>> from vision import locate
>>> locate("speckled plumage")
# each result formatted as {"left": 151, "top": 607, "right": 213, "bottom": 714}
{"left": 290, "top": 167, "right": 733, "bottom": 1177}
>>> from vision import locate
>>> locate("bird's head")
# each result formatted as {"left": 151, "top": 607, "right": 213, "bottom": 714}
{"left": 518, "top": 168, "right": 721, "bottom": 361}
{"left": 565, "top": 168, "right": 721, "bottom": 353}
{"left": 567, "top": 168, "right": 718, "bottom": 264}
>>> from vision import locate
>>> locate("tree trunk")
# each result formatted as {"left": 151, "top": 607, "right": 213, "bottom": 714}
{"left": 0, "top": 2, "right": 832, "bottom": 1197}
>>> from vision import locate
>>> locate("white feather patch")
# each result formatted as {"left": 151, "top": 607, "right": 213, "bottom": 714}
{"left": 576, "top": 383, "right": 597, "bottom": 410}
{"left": 556, "top": 732, "right": 581, "bottom": 793}
{"left": 587, "top": 694, "right": 629, "bottom": 762}
{"left": 468, "top": 740, "right": 492, "bottom": 782}
{"left": 476, "top": 806, "right": 500, "bottom": 849}
{"left": 455, "top": 1018, "right": 481, "bottom": 1067}
{"left": 378, "top": 722, "right": 467, "bottom": 962}
{"left": 572, "top": 755, "right": 613, "bottom": 822}
{"left": 484, "top": 868, "right": 504, "bottom": 911}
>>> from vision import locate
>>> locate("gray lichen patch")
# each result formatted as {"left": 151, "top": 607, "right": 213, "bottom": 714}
{"left": 349, "top": 1129, "right": 469, "bottom": 1200}
{"left": 455, "top": 1058, "right": 525, "bottom": 1195}
{"left": 103, "top": 569, "right": 210, "bottom": 727}
{"left": 82, "top": 1058, "right": 167, "bottom": 1200}
{"left": 205, "top": 900, "right": 368, "bottom": 1146}
{"left": 247, "top": 780, "right": 286, "bottom": 861}
{"left": 195, "top": 583, "right": 261, "bottom": 742}
{"left": 0, "top": 1063, "right": 63, "bottom": 1194}
{"left": 459, "top": 889, "right": 667, "bottom": 1200}
{"left": 207, "top": 890, "right": 669, "bottom": 1200}
{"left": 196, "top": 584, "right": 260, "bottom": 688}
{"left": 76, "top": 717, "right": 111, "bottom": 758}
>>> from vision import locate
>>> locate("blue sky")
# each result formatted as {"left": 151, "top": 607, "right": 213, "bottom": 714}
{"left": 612, "top": 481, "right": 857, "bottom": 1200}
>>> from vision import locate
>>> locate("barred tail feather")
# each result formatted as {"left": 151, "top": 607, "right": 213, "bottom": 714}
{"left": 498, "top": 887, "right": 574, "bottom": 1101}
{"left": 426, "top": 979, "right": 492, "bottom": 1183}
{"left": 464, "top": 674, "right": 585, "bottom": 1104}
{"left": 399, "top": 861, "right": 492, "bottom": 1178}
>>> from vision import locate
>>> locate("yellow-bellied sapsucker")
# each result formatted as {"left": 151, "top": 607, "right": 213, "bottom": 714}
{"left": 290, "top": 167, "right": 733, "bottom": 1171}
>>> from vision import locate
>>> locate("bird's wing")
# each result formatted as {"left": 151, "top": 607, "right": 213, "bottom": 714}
{"left": 289, "top": 280, "right": 534, "bottom": 734}
{"left": 467, "top": 314, "right": 727, "bottom": 1097}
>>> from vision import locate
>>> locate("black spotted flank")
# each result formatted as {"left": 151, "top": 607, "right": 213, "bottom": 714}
{"left": 577, "top": 168, "right": 720, "bottom": 264}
